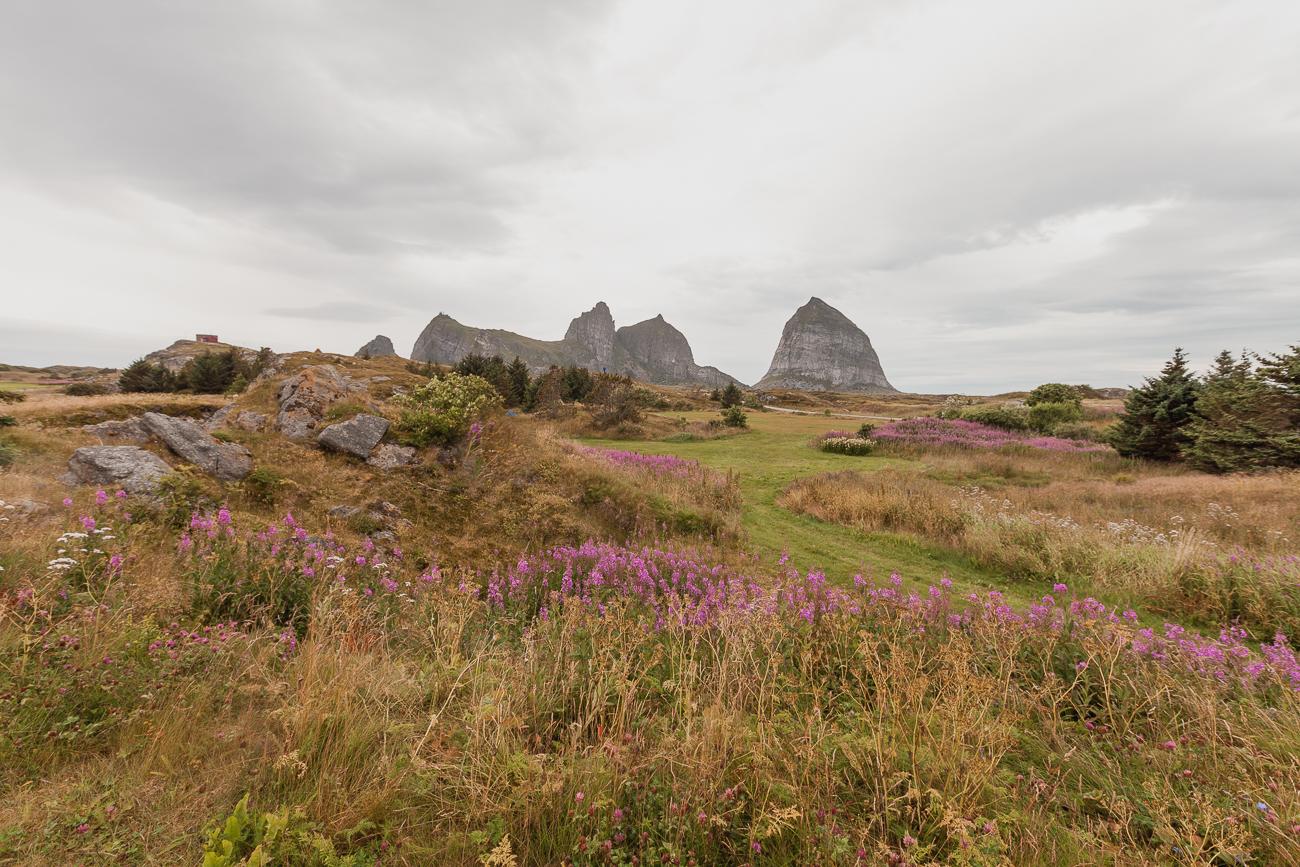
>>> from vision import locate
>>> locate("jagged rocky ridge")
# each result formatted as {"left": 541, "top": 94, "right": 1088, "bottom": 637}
{"left": 410, "top": 303, "right": 738, "bottom": 387}
{"left": 756, "top": 297, "right": 895, "bottom": 393}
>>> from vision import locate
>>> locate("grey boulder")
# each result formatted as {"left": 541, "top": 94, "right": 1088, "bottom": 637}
{"left": 367, "top": 443, "right": 417, "bottom": 470}
{"left": 317, "top": 413, "right": 389, "bottom": 458}
{"left": 66, "top": 446, "right": 171, "bottom": 494}
{"left": 141, "top": 412, "right": 253, "bottom": 481}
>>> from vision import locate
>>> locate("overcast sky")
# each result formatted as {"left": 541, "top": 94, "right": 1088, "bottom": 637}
{"left": 2, "top": 0, "right": 1298, "bottom": 392}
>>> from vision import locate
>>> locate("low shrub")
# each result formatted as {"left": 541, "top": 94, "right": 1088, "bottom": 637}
{"left": 1051, "top": 421, "right": 1099, "bottom": 442}
{"left": 0, "top": 390, "right": 26, "bottom": 404}
{"left": 0, "top": 437, "right": 17, "bottom": 467}
{"left": 959, "top": 405, "right": 1030, "bottom": 431}
{"left": 720, "top": 406, "right": 748, "bottom": 428}
{"left": 1027, "top": 400, "right": 1083, "bottom": 433}
{"left": 819, "top": 436, "right": 874, "bottom": 456}
{"left": 63, "top": 382, "right": 111, "bottom": 396}
{"left": 857, "top": 422, "right": 876, "bottom": 438}
{"left": 241, "top": 467, "right": 284, "bottom": 507}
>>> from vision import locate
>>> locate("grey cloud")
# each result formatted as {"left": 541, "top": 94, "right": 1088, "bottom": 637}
{"left": 263, "top": 302, "right": 393, "bottom": 323}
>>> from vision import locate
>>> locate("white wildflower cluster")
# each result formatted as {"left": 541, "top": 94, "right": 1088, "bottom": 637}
{"left": 1204, "top": 502, "right": 1240, "bottom": 528}
{"left": 48, "top": 525, "right": 115, "bottom": 573}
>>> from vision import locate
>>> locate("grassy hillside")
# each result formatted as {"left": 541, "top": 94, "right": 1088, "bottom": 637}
{"left": 0, "top": 378, "right": 1297, "bottom": 865}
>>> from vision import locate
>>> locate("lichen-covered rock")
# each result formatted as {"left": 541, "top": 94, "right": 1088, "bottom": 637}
{"left": 66, "top": 446, "right": 171, "bottom": 493}
{"left": 275, "top": 365, "right": 362, "bottom": 440}
{"left": 355, "top": 335, "right": 397, "bottom": 359}
{"left": 82, "top": 416, "right": 149, "bottom": 442}
{"left": 140, "top": 412, "right": 253, "bottom": 480}
{"left": 756, "top": 297, "right": 895, "bottom": 393}
{"left": 317, "top": 414, "right": 389, "bottom": 458}
{"left": 367, "top": 443, "right": 417, "bottom": 470}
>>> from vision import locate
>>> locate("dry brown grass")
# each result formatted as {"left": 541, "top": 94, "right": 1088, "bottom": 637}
{"left": 780, "top": 467, "right": 1300, "bottom": 632}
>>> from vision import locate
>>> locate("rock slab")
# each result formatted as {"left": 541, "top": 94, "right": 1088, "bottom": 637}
{"left": 756, "top": 297, "right": 896, "bottom": 393}
{"left": 367, "top": 443, "right": 417, "bottom": 470}
{"left": 140, "top": 412, "right": 253, "bottom": 480}
{"left": 317, "top": 414, "right": 389, "bottom": 458}
{"left": 67, "top": 446, "right": 171, "bottom": 493}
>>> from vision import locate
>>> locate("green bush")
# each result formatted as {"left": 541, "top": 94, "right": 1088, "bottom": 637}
{"left": 959, "top": 405, "right": 1029, "bottom": 431}
{"left": 0, "top": 390, "right": 26, "bottom": 405}
{"left": 63, "top": 382, "right": 110, "bottom": 396}
{"left": 1026, "top": 383, "right": 1081, "bottom": 407}
{"left": 720, "top": 406, "right": 748, "bottom": 428}
{"left": 0, "top": 414, "right": 15, "bottom": 427}
{"left": 241, "top": 467, "right": 283, "bottom": 507}
{"left": 1050, "top": 422, "right": 1099, "bottom": 442}
{"left": 819, "top": 436, "right": 874, "bottom": 456}
{"left": 0, "top": 437, "right": 16, "bottom": 468}
{"left": 719, "top": 382, "right": 744, "bottom": 408}
{"left": 1027, "top": 400, "right": 1082, "bottom": 433}
{"left": 396, "top": 372, "right": 502, "bottom": 447}
{"left": 857, "top": 422, "right": 876, "bottom": 438}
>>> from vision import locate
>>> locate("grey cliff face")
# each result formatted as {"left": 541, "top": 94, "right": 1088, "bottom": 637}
{"left": 563, "top": 302, "right": 617, "bottom": 372}
{"left": 756, "top": 297, "right": 895, "bottom": 392}
{"left": 409, "top": 305, "right": 740, "bottom": 387}
{"left": 355, "top": 335, "right": 397, "bottom": 358}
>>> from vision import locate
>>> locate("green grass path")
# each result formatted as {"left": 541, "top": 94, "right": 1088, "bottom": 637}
{"left": 581, "top": 411, "right": 1023, "bottom": 600}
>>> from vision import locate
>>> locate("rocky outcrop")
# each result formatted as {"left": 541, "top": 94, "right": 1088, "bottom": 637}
{"left": 66, "top": 446, "right": 171, "bottom": 493}
{"left": 410, "top": 303, "right": 740, "bottom": 386}
{"left": 205, "top": 406, "right": 267, "bottom": 433}
{"left": 140, "top": 412, "right": 253, "bottom": 480}
{"left": 367, "top": 443, "right": 417, "bottom": 470}
{"left": 317, "top": 414, "right": 389, "bottom": 459}
{"left": 356, "top": 335, "right": 397, "bottom": 359}
{"left": 82, "top": 417, "right": 149, "bottom": 442}
{"left": 756, "top": 297, "right": 895, "bottom": 393}
{"left": 275, "top": 365, "right": 364, "bottom": 440}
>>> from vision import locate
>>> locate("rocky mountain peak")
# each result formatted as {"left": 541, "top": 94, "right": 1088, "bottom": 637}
{"left": 756, "top": 297, "right": 895, "bottom": 392}
{"left": 355, "top": 335, "right": 396, "bottom": 359}
{"left": 563, "top": 302, "right": 617, "bottom": 371}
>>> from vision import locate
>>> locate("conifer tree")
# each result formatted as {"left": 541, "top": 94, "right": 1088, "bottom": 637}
{"left": 505, "top": 357, "right": 531, "bottom": 408}
{"left": 1108, "top": 347, "right": 1201, "bottom": 461}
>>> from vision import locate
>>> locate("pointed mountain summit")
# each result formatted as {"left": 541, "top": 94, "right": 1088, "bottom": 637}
{"left": 756, "top": 297, "right": 895, "bottom": 392}
{"left": 563, "top": 302, "right": 617, "bottom": 371}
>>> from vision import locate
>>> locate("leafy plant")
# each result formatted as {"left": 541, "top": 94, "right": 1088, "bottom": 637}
{"left": 201, "top": 795, "right": 378, "bottom": 867}
{"left": 396, "top": 372, "right": 501, "bottom": 447}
